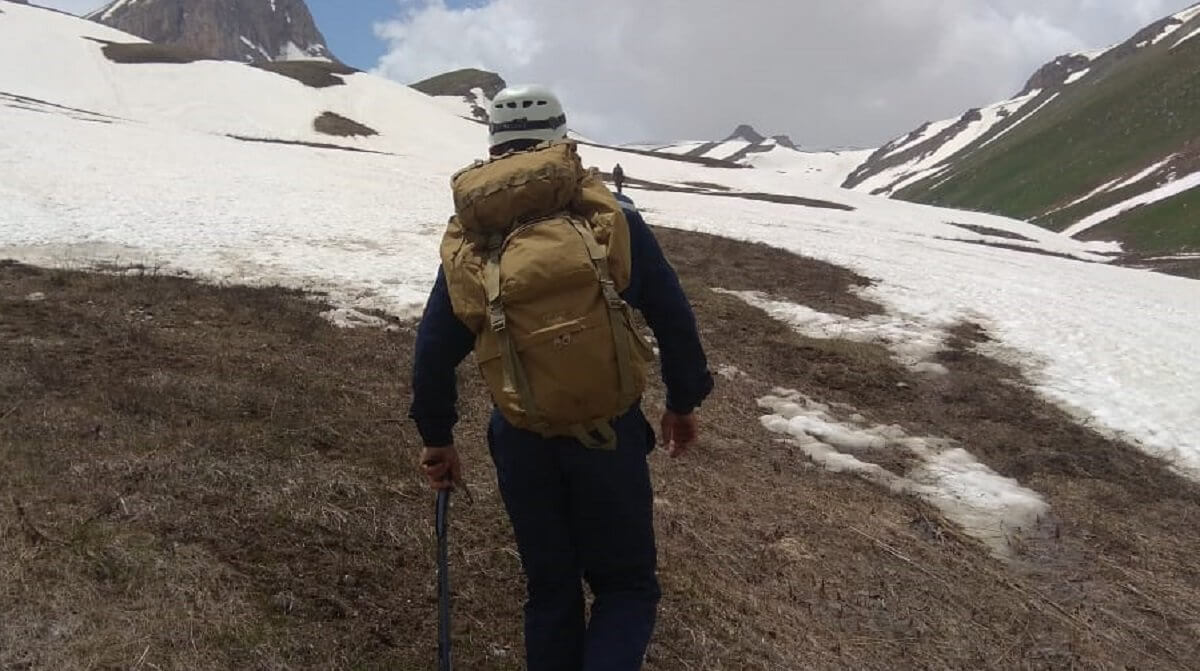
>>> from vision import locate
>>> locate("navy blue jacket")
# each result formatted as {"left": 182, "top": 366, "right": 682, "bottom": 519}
{"left": 409, "top": 193, "right": 714, "bottom": 447}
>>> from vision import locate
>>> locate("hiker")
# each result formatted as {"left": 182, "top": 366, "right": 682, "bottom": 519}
{"left": 612, "top": 162, "right": 626, "bottom": 193}
{"left": 410, "top": 84, "right": 713, "bottom": 671}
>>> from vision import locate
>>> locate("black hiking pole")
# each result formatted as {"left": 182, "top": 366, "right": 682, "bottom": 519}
{"left": 436, "top": 488, "right": 453, "bottom": 671}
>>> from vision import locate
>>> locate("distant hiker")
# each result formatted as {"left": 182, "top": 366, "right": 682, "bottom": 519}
{"left": 410, "top": 84, "right": 713, "bottom": 670}
{"left": 613, "top": 162, "right": 626, "bottom": 193}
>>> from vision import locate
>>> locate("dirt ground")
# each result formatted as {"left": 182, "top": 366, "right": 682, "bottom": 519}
{"left": 2, "top": 228, "right": 1198, "bottom": 670}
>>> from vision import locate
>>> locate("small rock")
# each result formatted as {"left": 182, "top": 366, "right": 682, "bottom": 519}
{"left": 896, "top": 382, "right": 910, "bottom": 389}
{"left": 25, "top": 292, "right": 46, "bottom": 302}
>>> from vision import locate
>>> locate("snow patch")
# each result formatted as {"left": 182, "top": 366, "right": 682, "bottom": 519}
{"left": 911, "top": 362, "right": 949, "bottom": 376}
{"left": 716, "top": 290, "right": 953, "bottom": 369}
{"left": 980, "top": 93, "right": 1058, "bottom": 149}
{"left": 98, "top": 0, "right": 144, "bottom": 22}
{"left": 1110, "top": 155, "right": 1176, "bottom": 191}
{"left": 239, "top": 35, "right": 269, "bottom": 60}
{"left": 759, "top": 390, "right": 1051, "bottom": 558}
{"left": 879, "top": 118, "right": 957, "bottom": 160}
{"left": 1173, "top": 25, "right": 1200, "bottom": 49}
{"left": 1174, "top": 4, "right": 1200, "bottom": 24}
{"left": 717, "top": 364, "right": 748, "bottom": 380}
{"left": 320, "top": 308, "right": 388, "bottom": 329}
{"left": 276, "top": 40, "right": 330, "bottom": 62}
{"left": 1153, "top": 21, "right": 1185, "bottom": 46}
{"left": 1145, "top": 253, "right": 1200, "bottom": 262}
{"left": 1072, "top": 46, "right": 1113, "bottom": 61}
{"left": 1064, "top": 69, "right": 1089, "bottom": 84}
{"left": 1049, "top": 155, "right": 1175, "bottom": 214}
{"left": 1065, "top": 170, "right": 1200, "bottom": 237}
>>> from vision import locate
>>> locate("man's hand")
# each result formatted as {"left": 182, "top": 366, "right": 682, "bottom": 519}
{"left": 420, "top": 446, "right": 462, "bottom": 491}
{"left": 660, "top": 411, "right": 698, "bottom": 458}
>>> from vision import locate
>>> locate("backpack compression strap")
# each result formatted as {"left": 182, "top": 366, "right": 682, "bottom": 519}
{"left": 567, "top": 219, "right": 636, "bottom": 403}
{"left": 483, "top": 244, "right": 548, "bottom": 434}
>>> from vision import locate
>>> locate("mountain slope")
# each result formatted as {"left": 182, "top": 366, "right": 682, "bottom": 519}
{"left": 846, "top": 3, "right": 1200, "bottom": 252}
{"left": 85, "top": 0, "right": 335, "bottom": 63}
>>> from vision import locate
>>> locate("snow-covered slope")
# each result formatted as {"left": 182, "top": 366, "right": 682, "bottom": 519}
{"left": 847, "top": 88, "right": 1044, "bottom": 196}
{"left": 3, "top": 1, "right": 1200, "bottom": 480}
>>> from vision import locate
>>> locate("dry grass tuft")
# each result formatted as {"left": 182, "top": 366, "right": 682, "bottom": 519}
{"left": 251, "top": 61, "right": 358, "bottom": 89}
{"left": 95, "top": 41, "right": 210, "bottom": 65}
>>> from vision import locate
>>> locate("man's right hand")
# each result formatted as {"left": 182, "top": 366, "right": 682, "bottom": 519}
{"left": 660, "top": 411, "right": 699, "bottom": 458}
{"left": 420, "top": 446, "right": 462, "bottom": 491}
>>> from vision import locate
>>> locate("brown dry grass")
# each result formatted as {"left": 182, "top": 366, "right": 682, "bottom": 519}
{"left": 251, "top": 61, "right": 358, "bottom": 89}
{"left": 312, "top": 112, "right": 378, "bottom": 138}
{"left": 2, "top": 224, "right": 1199, "bottom": 670}
{"left": 948, "top": 222, "right": 1037, "bottom": 242}
{"left": 95, "top": 41, "right": 210, "bottom": 65}
{"left": 225, "top": 134, "right": 392, "bottom": 156}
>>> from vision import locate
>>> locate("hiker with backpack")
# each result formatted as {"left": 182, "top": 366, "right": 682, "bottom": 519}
{"left": 612, "top": 162, "right": 625, "bottom": 193}
{"left": 409, "top": 84, "right": 713, "bottom": 671}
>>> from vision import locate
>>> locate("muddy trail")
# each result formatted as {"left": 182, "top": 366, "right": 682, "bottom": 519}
{"left": 2, "top": 229, "right": 1198, "bottom": 670}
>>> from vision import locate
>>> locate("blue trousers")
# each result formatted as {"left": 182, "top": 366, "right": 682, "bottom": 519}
{"left": 488, "top": 406, "right": 661, "bottom": 671}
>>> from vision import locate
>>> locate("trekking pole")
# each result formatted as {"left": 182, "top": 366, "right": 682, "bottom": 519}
{"left": 436, "top": 488, "right": 453, "bottom": 671}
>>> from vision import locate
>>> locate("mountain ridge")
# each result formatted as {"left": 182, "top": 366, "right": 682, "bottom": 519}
{"left": 844, "top": 2, "right": 1200, "bottom": 252}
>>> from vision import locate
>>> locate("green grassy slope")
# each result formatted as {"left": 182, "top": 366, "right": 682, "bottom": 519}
{"left": 891, "top": 10, "right": 1200, "bottom": 251}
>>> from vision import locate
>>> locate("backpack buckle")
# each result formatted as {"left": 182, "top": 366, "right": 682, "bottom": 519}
{"left": 488, "top": 302, "right": 507, "bottom": 332}
{"left": 600, "top": 279, "right": 623, "bottom": 308}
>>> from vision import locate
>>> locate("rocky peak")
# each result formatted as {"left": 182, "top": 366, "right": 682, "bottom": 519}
{"left": 85, "top": 0, "right": 335, "bottom": 63}
{"left": 1019, "top": 53, "right": 1092, "bottom": 94}
{"left": 410, "top": 68, "right": 507, "bottom": 100}
{"left": 725, "top": 124, "right": 767, "bottom": 144}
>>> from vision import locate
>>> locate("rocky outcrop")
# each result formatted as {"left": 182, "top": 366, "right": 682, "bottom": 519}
{"left": 411, "top": 69, "right": 507, "bottom": 122}
{"left": 410, "top": 68, "right": 506, "bottom": 99}
{"left": 772, "top": 134, "right": 799, "bottom": 150}
{"left": 1019, "top": 54, "right": 1092, "bottom": 95}
{"left": 85, "top": 0, "right": 335, "bottom": 63}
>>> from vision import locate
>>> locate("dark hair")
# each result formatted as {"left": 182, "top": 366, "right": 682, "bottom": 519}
{"left": 489, "top": 138, "right": 542, "bottom": 157}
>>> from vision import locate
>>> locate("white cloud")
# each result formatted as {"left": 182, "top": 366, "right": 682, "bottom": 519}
{"left": 27, "top": 0, "right": 104, "bottom": 15}
{"left": 372, "top": 0, "right": 1198, "bottom": 147}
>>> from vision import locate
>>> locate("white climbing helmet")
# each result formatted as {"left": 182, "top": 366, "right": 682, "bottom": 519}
{"left": 488, "top": 84, "right": 568, "bottom": 150}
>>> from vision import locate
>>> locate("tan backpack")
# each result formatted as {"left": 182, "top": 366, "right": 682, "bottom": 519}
{"left": 440, "top": 141, "right": 654, "bottom": 449}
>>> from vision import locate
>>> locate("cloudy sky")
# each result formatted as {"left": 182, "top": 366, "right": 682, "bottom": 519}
{"left": 40, "top": 0, "right": 1198, "bottom": 148}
